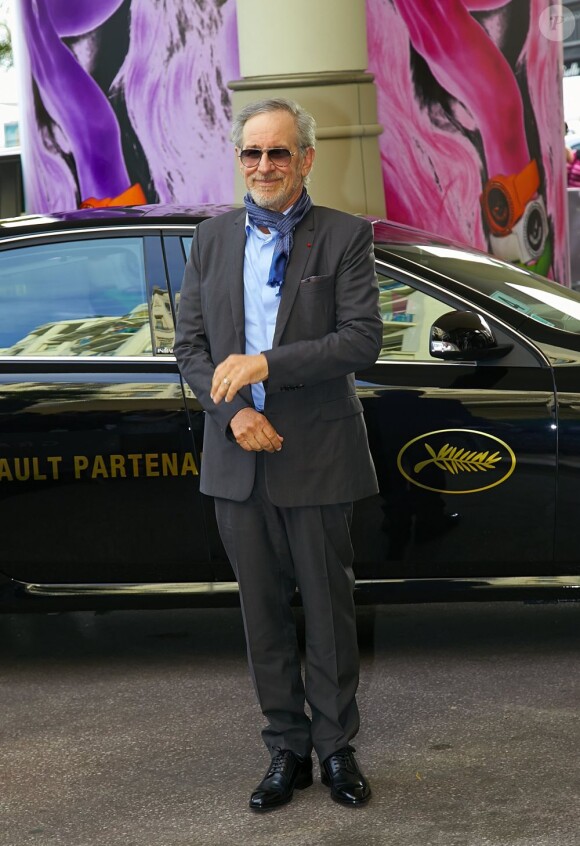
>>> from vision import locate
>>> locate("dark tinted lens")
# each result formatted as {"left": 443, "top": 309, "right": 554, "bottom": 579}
{"left": 240, "top": 149, "right": 262, "bottom": 166}
{"left": 267, "top": 148, "right": 292, "bottom": 165}
{"left": 239, "top": 148, "right": 293, "bottom": 167}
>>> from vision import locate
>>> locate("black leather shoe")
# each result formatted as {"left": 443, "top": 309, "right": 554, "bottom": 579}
{"left": 321, "top": 747, "right": 371, "bottom": 806}
{"left": 249, "top": 749, "right": 313, "bottom": 812}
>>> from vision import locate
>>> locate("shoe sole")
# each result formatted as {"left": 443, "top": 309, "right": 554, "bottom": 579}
{"left": 321, "top": 773, "right": 371, "bottom": 806}
{"left": 249, "top": 773, "right": 313, "bottom": 812}
{"left": 328, "top": 790, "right": 371, "bottom": 806}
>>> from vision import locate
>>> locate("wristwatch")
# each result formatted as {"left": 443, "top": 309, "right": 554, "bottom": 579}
{"left": 488, "top": 197, "right": 548, "bottom": 264}
{"left": 480, "top": 160, "right": 541, "bottom": 236}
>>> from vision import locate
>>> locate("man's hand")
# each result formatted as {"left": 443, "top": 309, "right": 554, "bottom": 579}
{"left": 211, "top": 353, "right": 269, "bottom": 404}
{"left": 229, "top": 408, "right": 283, "bottom": 453}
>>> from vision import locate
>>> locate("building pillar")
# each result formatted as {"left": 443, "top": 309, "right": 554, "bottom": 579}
{"left": 229, "top": 0, "right": 386, "bottom": 217}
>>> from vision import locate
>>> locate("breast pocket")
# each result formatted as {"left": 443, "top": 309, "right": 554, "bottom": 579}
{"left": 299, "top": 274, "right": 334, "bottom": 293}
{"left": 294, "top": 275, "right": 335, "bottom": 336}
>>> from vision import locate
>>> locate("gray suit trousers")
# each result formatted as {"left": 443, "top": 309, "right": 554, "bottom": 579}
{"left": 214, "top": 454, "right": 360, "bottom": 763}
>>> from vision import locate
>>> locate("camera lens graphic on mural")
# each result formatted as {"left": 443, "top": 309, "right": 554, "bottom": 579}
{"left": 525, "top": 203, "right": 547, "bottom": 258}
{"left": 488, "top": 188, "right": 510, "bottom": 231}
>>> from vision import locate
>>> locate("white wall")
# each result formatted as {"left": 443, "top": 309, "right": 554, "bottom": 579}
{"left": 563, "top": 74, "right": 580, "bottom": 132}
{"left": 0, "top": 0, "right": 18, "bottom": 150}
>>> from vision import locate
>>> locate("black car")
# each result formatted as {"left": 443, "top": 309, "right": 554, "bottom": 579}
{"left": 1, "top": 205, "right": 580, "bottom": 611}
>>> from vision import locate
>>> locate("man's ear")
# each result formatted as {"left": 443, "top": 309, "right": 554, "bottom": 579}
{"left": 302, "top": 147, "right": 315, "bottom": 178}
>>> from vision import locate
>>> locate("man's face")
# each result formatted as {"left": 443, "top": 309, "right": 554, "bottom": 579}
{"left": 236, "top": 110, "right": 315, "bottom": 212}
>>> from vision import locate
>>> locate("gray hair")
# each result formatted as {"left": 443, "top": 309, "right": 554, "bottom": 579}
{"left": 231, "top": 98, "right": 317, "bottom": 151}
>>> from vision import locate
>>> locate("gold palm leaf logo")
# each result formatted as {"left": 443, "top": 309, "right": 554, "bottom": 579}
{"left": 414, "top": 443, "right": 502, "bottom": 476}
{"left": 397, "top": 429, "right": 516, "bottom": 494}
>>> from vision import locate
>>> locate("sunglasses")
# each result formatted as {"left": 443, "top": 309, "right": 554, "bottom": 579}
{"left": 238, "top": 148, "right": 297, "bottom": 168}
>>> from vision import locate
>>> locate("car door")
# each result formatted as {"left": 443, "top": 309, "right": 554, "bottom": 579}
{"left": 352, "top": 256, "right": 557, "bottom": 583}
{"left": 163, "top": 231, "right": 230, "bottom": 578}
{"left": 0, "top": 227, "right": 210, "bottom": 587}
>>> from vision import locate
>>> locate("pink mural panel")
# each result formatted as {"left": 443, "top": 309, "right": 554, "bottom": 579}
{"left": 366, "top": 0, "right": 569, "bottom": 282}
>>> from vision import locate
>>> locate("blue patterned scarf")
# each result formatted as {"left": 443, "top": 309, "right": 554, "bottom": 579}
{"left": 244, "top": 189, "right": 313, "bottom": 294}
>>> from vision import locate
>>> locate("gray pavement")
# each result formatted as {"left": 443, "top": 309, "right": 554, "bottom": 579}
{"left": 1, "top": 601, "right": 579, "bottom": 846}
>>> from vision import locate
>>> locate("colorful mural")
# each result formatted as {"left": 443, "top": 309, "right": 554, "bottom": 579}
{"left": 366, "top": 0, "right": 568, "bottom": 281}
{"left": 18, "top": 0, "right": 238, "bottom": 210}
{"left": 17, "top": 0, "right": 567, "bottom": 280}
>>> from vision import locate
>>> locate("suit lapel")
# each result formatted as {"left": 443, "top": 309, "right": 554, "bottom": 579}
{"left": 272, "top": 208, "right": 315, "bottom": 348}
{"left": 228, "top": 210, "right": 247, "bottom": 351}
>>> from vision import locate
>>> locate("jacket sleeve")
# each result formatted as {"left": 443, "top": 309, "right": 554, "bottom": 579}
{"left": 174, "top": 225, "right": 249, "bottom": 434}
{"left": 263, "top": 218, "right": 382, "bottom": 391}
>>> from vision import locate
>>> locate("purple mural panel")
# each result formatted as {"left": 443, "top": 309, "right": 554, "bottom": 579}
{"left": 366, "top": 0, "right": 569, "bottom": 282}
{"left": 18, "top": 0, "right": 239, "bottom": 212}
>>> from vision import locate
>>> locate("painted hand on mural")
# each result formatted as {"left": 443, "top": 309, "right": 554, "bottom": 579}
{"left": 20, "top": 0, "right": 145, "bottom": 208}
{"left": 390, "top": 0, "right": 550, "bottom": 274}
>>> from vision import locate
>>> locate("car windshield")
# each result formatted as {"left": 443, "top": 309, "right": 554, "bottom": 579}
{"left": 385, "top": 243, "right": 580, "bottom": 334}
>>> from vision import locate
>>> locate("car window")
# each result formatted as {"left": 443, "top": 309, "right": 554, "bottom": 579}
{"left": 386, "top": 244, "right": 580, "bottom": 333}
{"left": 182, "top": 236, "right": 193, "bottom": 257}
{"left": 0, "top": 237, "right": 151, "bottom": 356}
{"left": 378, "top": 270, "right": 450, "bottom": 360}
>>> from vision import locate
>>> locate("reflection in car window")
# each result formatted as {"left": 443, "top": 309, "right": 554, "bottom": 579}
{"left": 174, "top": 239, "right": 194, "bottom": 325}
{"left": 378, "top": 271, "right": 449, "bottom": 360}
{"left": 0, "top": 238, "right": 151, "bottom": 356}
{"left": 385, "top": 244, "right": 580, "bottom": 334}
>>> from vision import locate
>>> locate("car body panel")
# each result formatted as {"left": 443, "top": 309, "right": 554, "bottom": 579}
{"left": 0, "top": 360, "right": 210, "bottom": 583}
{"left": 353, "top": 364, "right": 557, "bottom": 578}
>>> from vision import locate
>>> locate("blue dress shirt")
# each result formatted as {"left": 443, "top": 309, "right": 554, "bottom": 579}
{"left": 243, "top": 215, "right": 284, "bottom": 411}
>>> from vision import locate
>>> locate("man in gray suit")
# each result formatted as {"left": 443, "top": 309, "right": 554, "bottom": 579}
{"left": 174, "top": 98, "right": 382, "bottom": 811}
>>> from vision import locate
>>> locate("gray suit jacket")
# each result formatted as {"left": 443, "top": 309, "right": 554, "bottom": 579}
{"left": 174, "top": 205, "right": 382, "bottom": 507}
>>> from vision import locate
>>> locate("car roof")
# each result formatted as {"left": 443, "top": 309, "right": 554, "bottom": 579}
{"left": 0, "top": 203, "right": 467, "bottom": 250}
{"left": 0, "top": 204, "right": 233, "bottom": 236}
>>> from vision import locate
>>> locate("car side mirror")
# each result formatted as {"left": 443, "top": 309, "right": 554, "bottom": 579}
{"left": 430, "top": 310, "right": 513, "bottom": 361}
